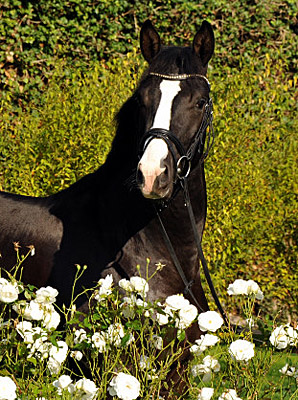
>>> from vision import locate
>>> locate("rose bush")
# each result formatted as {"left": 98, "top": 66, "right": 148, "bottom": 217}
{"left": 0, "top": 255, "right": 297, "bottom": 399}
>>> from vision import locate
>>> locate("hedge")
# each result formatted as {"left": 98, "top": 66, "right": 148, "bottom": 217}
{"left": 1, "top": 0, "right": 297, "bottom": 108}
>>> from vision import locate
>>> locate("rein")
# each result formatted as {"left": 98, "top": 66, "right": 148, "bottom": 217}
{"left": 142, "top": 72, "right": 229, "bottom": 326}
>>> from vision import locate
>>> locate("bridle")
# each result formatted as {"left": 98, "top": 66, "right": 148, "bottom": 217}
{"left": 139, "top": 72, "right": 229, "bottom": 326}
{"left": 141, "top": 72, "right": 214, "bottom": 181}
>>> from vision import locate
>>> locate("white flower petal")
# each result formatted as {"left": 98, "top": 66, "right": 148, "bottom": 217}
{"left": 269, "top": 325, "right": 290, "bottom": 350}
{"left": 108, "top": 373, "right": 140, "bottom": 400}
{"left": 229, "top": 339, "right": 254, "bottom": 362}
{"left": 198, "top": 311, "right": 224, "bottom": 332}
{"left": 0, "top": 376, "right": 17, "bottom": 400}
{"left": 197, "top": 387, "right": 214, "bottom": 400}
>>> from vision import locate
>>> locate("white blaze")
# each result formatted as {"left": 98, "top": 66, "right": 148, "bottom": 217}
{"left": 139, "top": 80, "right": 181, "bottom": 195}
{"left": 151, "top": 80, "right": 181, "bottom": 130}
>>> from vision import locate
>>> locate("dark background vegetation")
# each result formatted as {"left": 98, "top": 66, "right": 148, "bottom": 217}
{"left": 1, "top": 0, "right": 297, "bottom": 107}
{"left": 0, "top": 0, "right": 297, "bottom": 319}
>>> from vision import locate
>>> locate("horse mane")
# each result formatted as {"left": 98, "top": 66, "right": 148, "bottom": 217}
{"left": 104, "top": 95, "right": 142, "bottom": 174}
{"left": 49, "top": 93, "right": 144, "bottom": 209}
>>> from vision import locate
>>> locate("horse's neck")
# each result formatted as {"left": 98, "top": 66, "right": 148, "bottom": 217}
{"left": 97, "top": 161, "right": 156, "bottom": 239}
{"left": 117, "top": 163, "right": 207, "bottom": 299}
{"left": 104, "top": 158, "right": 207, "bottom": 244}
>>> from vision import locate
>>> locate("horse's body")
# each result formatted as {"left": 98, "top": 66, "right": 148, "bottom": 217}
{"left": 0, "top": 20, "right": 215, "bottom": 333}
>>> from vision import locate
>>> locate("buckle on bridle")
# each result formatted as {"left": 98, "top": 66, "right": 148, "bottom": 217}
{"left": 183, "top": 279, "right": 195, "bottom": 295}
{"left": 177, "top": 155, "right": 191, "bottom": 179}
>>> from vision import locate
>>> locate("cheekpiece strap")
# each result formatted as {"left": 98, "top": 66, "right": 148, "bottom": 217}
{"left": 149, "top": 72, "right": 210, "bottom": 88}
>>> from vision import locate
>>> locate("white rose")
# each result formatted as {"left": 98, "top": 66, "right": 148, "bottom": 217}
{"left": 91, "top": 332, "right": 107, "bottom": 352}
{"left": 108, "top": 372, "right": 140, "bottom": 400}
{"left": 197, "top": 387, "right": 214, "bottom": 400}
{"left": 269, "top": 325, "right": 289, "bottom": 349}
{"left": 129, "top": 276, "right": 149, "bottom": 297}
{"left": 176, "top": 304, "right": 198, "bottom": 329}
{"left": 198, "top": 311, "right": 224, "bottom": 332}
{"left": 42, "top": 308, "right": 61, "bottom": 330}
{"left": 16, "top": 321, "right": 33, "bottom": 342}
{"left": 285, "top": 325, "right": 298, "bottom": 346}
{"left": 203, "top": 355, "right": 221, "bottom": 372}
{"left": 49, "top": 340, "right": 68, "bottom": 364}
{"left": 70, "top": 350, "right": 83, "bottom": 361}
{"left": 246, "top": 280, "right": 264, "bottom": 301}
{"left": 23, "top": 300, "right": 44, "bottom": 321}
{"left": 0, "top": 281, "right": 19, "bottom": 303}
{"left": 227, "top": 279, "right": 248, "bottom": 295}
{"left": 156, "top": 312, "right": 169, "bottom": 326}
{"left": 191, "top": 355, "right": 220, "bottom": 382}
{"left": 107, "top": 323, "right": 125, "bottom": 347}
{"left": 197, "top": 333, "right": 220, "bottom": 348}
{"left": 135, "top": 298, "right": 148, "bottom": 307}
{"left": 0, "top": 376, "right": 17, "bottom": 400}
{"left": 246, "top": 280, "right": 260, "bottom": 294}
{"left": 35, "top": 286, "right": 58, "bottom": 304}
{"left": 218, "top": 389, "right": 242, "bottom": 400}
{"left": 165, "top": 294, "right": 190, "bottom": 310}
{"left": 279, "top": 363, "right": 298, "bottom": 378}
{"left": 151, "top": 334, "right": 163, "bottom": 350}
{"left": 98, "top": 274, "right": 113, "bottom": 289}
{"left": 190, "top": 343, "right": 204, "bottom": 356}
{"left": 53, "top": 375, "right": 73, "bottom": 395}
{"left": 229, "top": 339, "right": 255, "bottom": 362}
{"left": 190, "top": 334, "right": 220, "bottom": 355}
{"left": 47, "top": 357, "right": 62, "bottom": 375}
{"left": 95, "top": 274, "right": 113, "bottom": 301}
{"left": 0, "top": 278, "right": 9, "bottom": 286}
{"left": 74, "top": 378, "right": 98, "bottom": 399}
{"left": 74, "top": 329, "right": 88, "bottom": 345}
{"left": 119, "top": 279, "right": 133, "bottom": 291}
{"left": 255, "top": 290, "right": 264, "bottom": 301}
{"left": 191, "top": 363, "right": 210, "bottom": 377}
{"left": 227, "top": 279, "right": 263, "bottom": 300}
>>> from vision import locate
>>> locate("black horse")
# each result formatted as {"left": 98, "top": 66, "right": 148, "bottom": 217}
{"left": 0, "top": 21, "right": 215, "bottom": 331}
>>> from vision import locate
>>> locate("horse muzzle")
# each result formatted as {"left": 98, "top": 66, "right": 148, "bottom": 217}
{"left": 137, "top": 138, "right": 174, "bottom": 199}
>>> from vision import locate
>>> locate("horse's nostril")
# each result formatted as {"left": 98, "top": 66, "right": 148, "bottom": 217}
{"left": 159, "top": 166, "right": 170, "bottom": 188}
{"left": 136, "top": 169, "right": 144, "bottom": 186}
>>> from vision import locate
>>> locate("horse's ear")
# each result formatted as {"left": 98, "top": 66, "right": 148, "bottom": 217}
{"left": 140, "top": 20, "right": 161, "bottom": 63}
{"left": 193, "top": 21, "right": 215, "bottom": 67}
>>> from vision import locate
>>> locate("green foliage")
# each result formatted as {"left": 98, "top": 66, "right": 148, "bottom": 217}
{"left": 1, "top": 0, "right": 297, "bottom": 108}
{"left": 203, "top": 55, "right": 298, "bottom": 318}
{"left": 0, "top": 52, "right": 143, "bottom": 195}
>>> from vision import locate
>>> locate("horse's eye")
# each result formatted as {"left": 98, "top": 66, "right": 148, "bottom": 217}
{"left": 196, "top": 99, "right": 206, "bottom": 110}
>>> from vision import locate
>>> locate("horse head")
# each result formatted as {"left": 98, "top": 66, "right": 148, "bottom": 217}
{"left": 136, "top": 20, "right": 215, "bottom": 200}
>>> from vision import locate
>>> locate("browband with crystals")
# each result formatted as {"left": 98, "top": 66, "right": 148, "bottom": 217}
{"left": 149, "top": 72, "right": 210, "bottom": 88}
